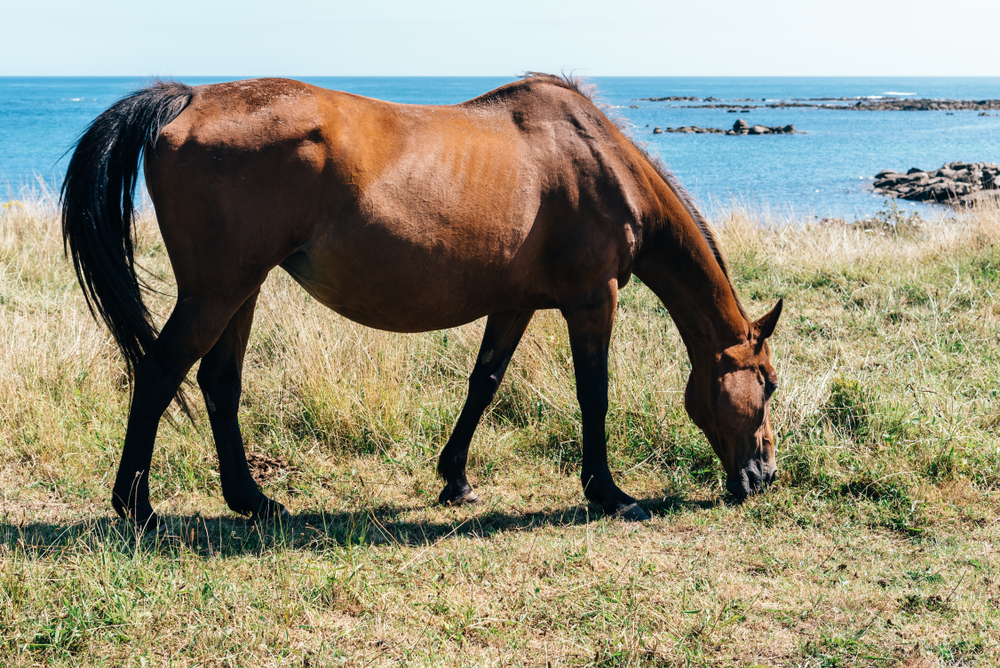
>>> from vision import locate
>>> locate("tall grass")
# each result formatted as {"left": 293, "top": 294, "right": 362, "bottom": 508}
{"left": 1, "top": 197, "right": 999, "bottom": 666}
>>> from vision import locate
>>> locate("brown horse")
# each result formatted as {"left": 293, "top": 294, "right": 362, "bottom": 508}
{"left": 62, "top": 74, "right": 781, "bottom": 530}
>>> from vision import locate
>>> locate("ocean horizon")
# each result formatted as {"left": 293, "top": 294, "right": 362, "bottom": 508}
{"left": 2, "top": 75, "right": 999, "bottom": 220}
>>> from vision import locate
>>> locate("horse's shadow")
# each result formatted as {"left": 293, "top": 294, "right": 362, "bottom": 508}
{"left": 0, "top": 492, "right": 722, "bottom": 559}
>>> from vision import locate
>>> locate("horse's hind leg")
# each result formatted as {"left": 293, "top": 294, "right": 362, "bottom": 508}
{"left": 196, "top": 290, "right": 289, "bottom": 522}
{"left": 438, "top": 310, "right": 534, "bottom": 506}
{"left": 112, "top": 295, "right": 256, "bottom": 531}
{"left": 562, "top": 279, "right": 650, "bottom": 521}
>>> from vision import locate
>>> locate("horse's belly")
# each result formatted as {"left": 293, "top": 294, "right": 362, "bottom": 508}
{"left": 279, "top": 246, "right": 547, "bottom": 333}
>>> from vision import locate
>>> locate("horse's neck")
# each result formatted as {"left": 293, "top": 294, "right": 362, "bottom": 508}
{"left": 633, "top": 206, "right": 747, "bottom": 351}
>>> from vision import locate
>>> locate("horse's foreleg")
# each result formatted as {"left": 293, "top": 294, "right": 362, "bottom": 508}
{"left": 563, "top": 281, "right": 650, "bottom": 522}
{"left": 437, "top": 310, "right": 535, "bottom": 506}
{"left": 196, "top": 290, "right": 289, "bottom": 522}
{"left": 111, "top": 295, "right": 256, "bottom": 532}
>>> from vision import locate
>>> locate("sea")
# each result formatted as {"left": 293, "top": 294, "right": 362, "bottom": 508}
{"left": 2, "top": 76, "right": 999, "bottom": 221}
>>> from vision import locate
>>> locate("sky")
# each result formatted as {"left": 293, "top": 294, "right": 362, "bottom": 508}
{"left": 4, "top": 0, "right": 1000, "bottom": 77}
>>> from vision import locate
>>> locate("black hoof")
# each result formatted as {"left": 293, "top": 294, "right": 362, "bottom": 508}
{"left": 141, "top": 520, "right": 184, "bottom": 545}
{"left": 439, "top": 484, "right": 480, "bottom": 507}
{"left": 252, "top": 498, "right": 291, "bottom": 524}
{"left": 112, "top": 494, "right": 161, "bottom": 534}
{"left": 612, "top": 502, "right": 651, "bottom": 522}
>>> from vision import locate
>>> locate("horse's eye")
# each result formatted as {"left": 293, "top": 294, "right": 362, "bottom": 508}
{"left": 764, "top": 378, "right": 778, "bottom": 400}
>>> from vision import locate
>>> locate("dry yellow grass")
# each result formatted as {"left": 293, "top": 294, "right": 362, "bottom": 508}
{"left": 1, "top": 196, "right": 999, "bottom": 666}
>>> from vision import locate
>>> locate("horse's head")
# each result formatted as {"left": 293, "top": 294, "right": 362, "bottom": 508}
{"left": 684, "top": 300, "right": 783, "bottom": 500}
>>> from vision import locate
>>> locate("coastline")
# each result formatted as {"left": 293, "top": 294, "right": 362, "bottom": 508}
{"left": 4, "top": 76, "right": 1000, "bottom": 220}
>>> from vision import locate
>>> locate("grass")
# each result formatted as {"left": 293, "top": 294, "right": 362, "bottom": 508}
{"left": 2, "top": 195, "right": 1000, "bottom": 666}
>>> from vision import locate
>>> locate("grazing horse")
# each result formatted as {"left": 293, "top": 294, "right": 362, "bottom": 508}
{"left": 62, "top": 74, "right": 781, "bottom": 529}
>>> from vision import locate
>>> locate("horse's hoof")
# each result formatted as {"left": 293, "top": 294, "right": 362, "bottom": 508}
{"left": 439, "top": 485, "right": 480, "bottom": 507}
{"left": 139, "top": 515, "right": 167, "bottom": 537}
{"left": 118, "top": 511, "right": 163, "bottom": 536}
{"left": 252, "top": 499, "right": 291, "bottom": 524}
{"left": 144, "top": 521, "right": 184, "bottom": 545}
{"left": 612, "top": 502, "right": 650, "bottom": 522}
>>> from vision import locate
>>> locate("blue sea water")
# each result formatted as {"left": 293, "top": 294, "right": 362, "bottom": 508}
{"left": 2, "top": 76, "right": 999, "bottom": 220}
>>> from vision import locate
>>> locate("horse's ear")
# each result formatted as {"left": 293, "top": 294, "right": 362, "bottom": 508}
{"left": 755, "top": 299, "right": 783, "bottom": 340}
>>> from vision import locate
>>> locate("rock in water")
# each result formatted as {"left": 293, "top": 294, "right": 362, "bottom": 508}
{"left": 872, "top": 162, "right": 1000, "bottom": 205}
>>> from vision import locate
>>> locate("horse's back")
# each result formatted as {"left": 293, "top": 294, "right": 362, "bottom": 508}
{"left": 146, "top": 77, "right": 643, "bottom": 331}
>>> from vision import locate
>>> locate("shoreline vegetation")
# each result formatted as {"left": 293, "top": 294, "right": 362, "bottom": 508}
{"left": 2, "top": 197, "right": 1000, "bottom": 665}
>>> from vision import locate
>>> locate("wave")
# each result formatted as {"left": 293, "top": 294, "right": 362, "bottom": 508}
{"left": 883, "top": 91, "right": 916, "bottom": 96}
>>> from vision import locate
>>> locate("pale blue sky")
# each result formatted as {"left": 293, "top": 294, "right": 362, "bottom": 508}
{"left": 5, "top": 0, "right": 1000, "bottom": 77}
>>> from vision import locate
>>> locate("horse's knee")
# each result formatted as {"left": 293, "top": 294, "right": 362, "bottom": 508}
{"left": 467, "top": 368, "right": 502, "bottom": 408}
{"left": 197, "top": 365, "right": 241, "bottom": 417}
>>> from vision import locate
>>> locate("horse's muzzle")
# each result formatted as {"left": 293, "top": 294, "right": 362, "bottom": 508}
{"left": 726, "top": 459, "right": 777, "bottom": 500}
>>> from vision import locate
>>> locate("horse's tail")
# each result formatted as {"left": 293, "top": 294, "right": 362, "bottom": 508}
{"left": 61, "top": 81, "right": 192, "bottom": 382}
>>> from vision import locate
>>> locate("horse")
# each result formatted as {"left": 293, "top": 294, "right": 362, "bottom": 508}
{"left": 61, "top": 74, "right": 782, "bottom": 530}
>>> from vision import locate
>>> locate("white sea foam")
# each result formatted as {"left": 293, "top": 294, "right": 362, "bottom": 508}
{"left": 883, "top": 91, "right": 916, "bottom": 96}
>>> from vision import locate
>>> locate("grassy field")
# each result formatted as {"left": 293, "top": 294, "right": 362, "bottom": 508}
{"left": 1, "top": 196, "right": 999, "bottom": 667}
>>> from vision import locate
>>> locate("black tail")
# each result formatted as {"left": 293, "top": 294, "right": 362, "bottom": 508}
{"left": 61, "top": 81, "right": 192, "bottom": 383}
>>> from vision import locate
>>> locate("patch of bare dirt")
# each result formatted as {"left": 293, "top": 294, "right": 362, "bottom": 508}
{"left": 246, "top": 451, "right": 298, "bottom": 485}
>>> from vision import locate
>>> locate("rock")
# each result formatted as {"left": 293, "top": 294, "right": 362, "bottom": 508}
{"left": 872, "top": 161, "right": 1000, "bottom": 205}
{"left": 684, "top": 98, "right": 1000, "bottom": 112}
{"left": 637, "top": 96, "right": 699, "bottom": 102}
{"left": 662, "top": 126, "right": 726, "bottom": 134}
{"left": 906, "top": 185, "right": 945, "bottom": 202}
{"left": 652, "top": 118, "right": 801, "bottom": 136}
{"left": 874, "top": 173, "right": 912, "bottom": 188}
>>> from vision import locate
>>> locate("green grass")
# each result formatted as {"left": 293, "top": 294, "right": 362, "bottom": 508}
{"left": 2, "top": 197, "right": 1000, "bottom": 666}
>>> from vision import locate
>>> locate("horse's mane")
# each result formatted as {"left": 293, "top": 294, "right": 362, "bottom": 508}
{"left": 522, "top": 72, "right": 749, "bottom": 321}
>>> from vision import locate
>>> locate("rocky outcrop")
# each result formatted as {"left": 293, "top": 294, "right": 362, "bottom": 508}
{"left": 873, "top": 162, "right": 1000, "bottom": 205}
{"left": 680, "top": 98, "right": 1000, "bottom": 112}
{"left": 657, "top": 119, "right": 800, "bottom": 135}
{"left": 658, "top": 125, "right": 726, "bottom": 134}
{"left": 846, "top": 99, "right": 1000, "bottom": 111}
{"left": 728, "top": 119, "right": 799, "bottom": 135}
{"left": 638, "top": 96, "right": 700, "bottom": 102}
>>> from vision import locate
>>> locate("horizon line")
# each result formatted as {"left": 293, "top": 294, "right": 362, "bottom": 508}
{"left": 4, "top": 74, "right": 1000, "bottom": 79}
